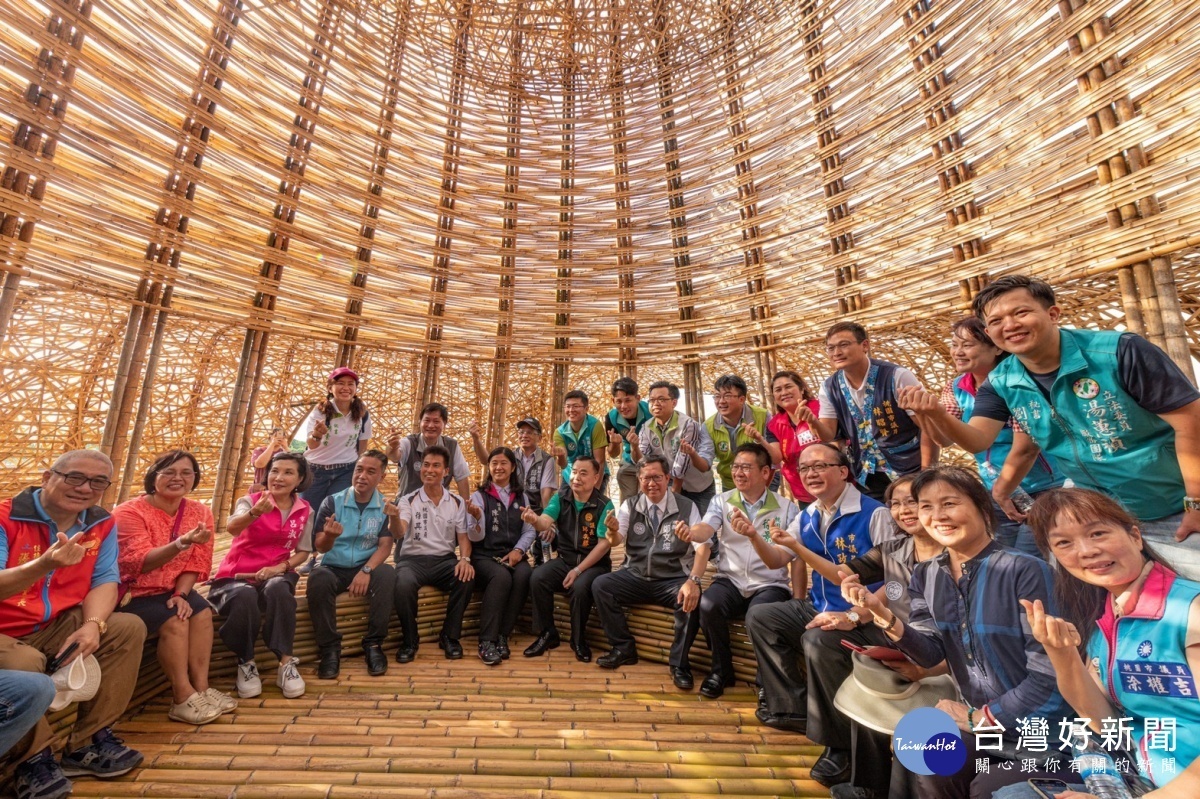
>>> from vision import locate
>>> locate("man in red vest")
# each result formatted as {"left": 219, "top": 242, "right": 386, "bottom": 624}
{"left": 0, "top": 450, "right": 146, "bottom": 799}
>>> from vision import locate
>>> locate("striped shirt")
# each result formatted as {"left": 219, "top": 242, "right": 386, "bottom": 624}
{"left": 893, "top": 540, "right": 1073, "bottom": 736}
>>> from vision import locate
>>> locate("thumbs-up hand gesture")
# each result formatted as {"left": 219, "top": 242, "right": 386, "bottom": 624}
{"left": 729, "top": 507, "right": 755, "bottom": 538}
{"left": 43, "top": 532, "right": 86, "bottom": 569}
{"left": 794, "top": 403, "right": 817, "bottom": 426}
{"left": 741, "top": 423, "right": 764, "bottom": 443}
{"left": 322, "top": 517, "right": 344, "bottom": 538}
{"left": 384, "top": 498, "right": 400, "bottom": 519}
{"left": 554, "top": 445, "right": 567, "bottom": 459}
{"left": 520, "top": 506, "right": 539, "bottom": 526}
{"left": 468, "top": 421, "right": 483, "bottom": 439}
{"left": 251, "top": 493, "right": 275, "bottom": 518}
{"left": 312, "top": 419, "right": 329, "bottom": 439}
{"left": 387, "top": 429, "right": 403, "bottom": 447}
{"left": 679, "top": 440, "right": 697, "bottom": 458}
{"left": 467, "top": 499, "right": 483, "bottom": 521}
{"left": 608, "top": 428, "right": 623, "bottom": 446}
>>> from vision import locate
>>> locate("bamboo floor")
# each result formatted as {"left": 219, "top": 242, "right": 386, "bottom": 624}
{"left": 73, "top": 633, "right": 830, "bottom": 799}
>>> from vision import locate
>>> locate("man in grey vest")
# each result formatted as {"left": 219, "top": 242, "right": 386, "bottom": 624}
{"left": 386, "top": 402, "right": 471, "bottom": 499}
{"left": 591, "top": 456, "right": 707, "bottom": 690}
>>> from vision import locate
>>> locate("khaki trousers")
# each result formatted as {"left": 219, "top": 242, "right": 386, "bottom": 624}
{"left": 0, "top": 608, "right": 146, "bottom": 761}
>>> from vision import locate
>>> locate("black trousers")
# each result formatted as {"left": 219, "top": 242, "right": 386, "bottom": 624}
{"left": 591, "top": 569, "right": 698, "bottom": 668}
{"left": 306, "top": 563, "right": 398, "bottom": 650}
{"left": 801, "top": 623, "right": 896, "bottom": 749}
{"left": 860, "top": 472, "right": 893, "bottom": 503}
{"left": 393, "top": 554, "right": 476, "bottom": 644}
{"left": 529, "top": 557, "right": 606, "bottom": 645}
{"left": 681, "top": 483, "right": 716, "bottom": 514}
{"left": 743, "top": 596, "right": 818, "bottom": 716}
{"left": 209, "top": 573, "right": 299, "bottom": 663}
{"left": 699, "top": 578, "right": 791, "bottom": 683}
{"left": 472, "top": 555, "right": 532, "bottom": 643}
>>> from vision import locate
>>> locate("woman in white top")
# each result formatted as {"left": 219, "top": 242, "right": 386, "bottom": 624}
{"left": 298, "top": 367, "right": 372, "bottom": 570}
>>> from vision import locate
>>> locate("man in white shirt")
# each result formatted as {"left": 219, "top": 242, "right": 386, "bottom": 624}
{"left": 391, "top": 446, "right": 474, "bottom": 664}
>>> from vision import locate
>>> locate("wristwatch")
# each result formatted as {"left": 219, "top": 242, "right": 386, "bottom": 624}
{"left": 84, "top": 616, "right": 108, "bottom": 635}
{"left": 688, "top": 575, "right": 702, "bottom": 586}
{"left": 1184, "top": 496, "right": 1200, "bottom": 513}
{"left": 873, "top": 612, "right": 898, "bottom": 633}
{"left": 360, "top": 565, "right": 373, "bottom": 575}
{"left": 846, "top": 611, "right": 860, "bottom": 625}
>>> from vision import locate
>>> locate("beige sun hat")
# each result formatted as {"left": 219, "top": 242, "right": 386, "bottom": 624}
{"left": 833, "top": 652, "right": 961, "bottom": 736}
{"left": 49, "top": 654, "right": 102, "bottom": 711}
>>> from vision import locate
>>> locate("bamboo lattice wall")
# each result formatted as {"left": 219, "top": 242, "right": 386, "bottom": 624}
{"left": 1, "top": 0, "right": 1199, "bottom": 506}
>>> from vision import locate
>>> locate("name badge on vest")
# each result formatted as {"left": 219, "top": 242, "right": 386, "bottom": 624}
{"left": 580, "top": 509, "right": 596, "bottom": 549}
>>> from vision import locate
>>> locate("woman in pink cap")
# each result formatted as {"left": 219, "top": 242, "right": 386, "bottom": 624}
{"left": 297, "top": 368, "right": 372, "bottom": 571}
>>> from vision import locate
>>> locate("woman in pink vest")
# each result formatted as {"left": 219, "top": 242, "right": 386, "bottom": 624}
{"left": 114, "top": 450, "right": 233, "bottom": 726}
{"left": 209, "top": 452, "right": 314, "bottom": 700}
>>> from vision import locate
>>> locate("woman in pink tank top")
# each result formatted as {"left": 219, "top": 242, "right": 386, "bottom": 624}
{"left": 209, "top": 452, "right": 315, "bottom": 700}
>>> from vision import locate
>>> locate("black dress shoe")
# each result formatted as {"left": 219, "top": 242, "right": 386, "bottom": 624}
{"left": 523, "top": 631, "right": 561, "bottom": 657}
{"left": 572, "top": 642, "right": 592, "bottom": 663}
{"left": 478, "top": 641, "right": 503, "bottom": 666}
{"left": 754, "top": 707, "right": 808, "bottom": 735}
{"left": 671, "top": 667, "right": 694, "bottom": 690}
{"left": 830, "top": 785, "right": 879, "bottom": 799}
{"left": 596, "top": 648, "right": 638, "bottom": 669}
{"left": 439, "top": 635, "right": 463, "bottom": 660}
{"left": 396, "top": 644, "right": 418, "bottom": 664}
{"left": 497, "top": 635, "right": 511, "bottom": 660}
{"left": 364, "top": 643, "right": 387, "bottom": 676}
{"left": 699, "top": 673, "right": 726, "bottom": 699}
{"left": 810, "top": 747, "right": 851, "bottom": 788}
{"left": 757, "top": 686, "right": 767, "bottom": 709}
{"left": 317, "top": 647, "right": 340, "bottom": 680}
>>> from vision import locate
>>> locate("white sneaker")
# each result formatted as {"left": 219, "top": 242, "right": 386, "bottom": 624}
{"left": 277, "top": 659, "right": 305, "bottom": 699}
{"left": 237, "top": 662, "right": 262, "bottom": 698}
{"left": 168, "top": 692, "right": 223, "bottom": 724}
{"left": 203, "top": 687, "right": 238, "bottom": 714}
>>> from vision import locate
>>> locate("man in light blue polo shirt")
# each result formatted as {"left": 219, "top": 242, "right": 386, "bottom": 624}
{"left": 307, "top": 450, "right": 397, "bottom": 679}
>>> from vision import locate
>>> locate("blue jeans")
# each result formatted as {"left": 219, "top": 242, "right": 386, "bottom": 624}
{"left": 299, "top": 461, "right": 355, "bottom": 515}
{"left": 993, "top": 500, "right": 1043, "bottom": 558}
{"left": 1139, "top": 512, "right": 1200, "bottom": 582}
{"left": 0, "top": 669, "right": 55, "bottom": 757}
{"left": 991, "top": 780, "right": 1085, "bottom": 799}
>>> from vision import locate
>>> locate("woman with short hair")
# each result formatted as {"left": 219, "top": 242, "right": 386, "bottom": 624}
{"left": 114, "top": 450, "right": 232, "bottom": 724}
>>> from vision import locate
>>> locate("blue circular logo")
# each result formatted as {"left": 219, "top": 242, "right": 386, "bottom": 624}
{"left": 1137, "top": 640, "right": 1153, "bottom": 658}
{"left": 892, "top": 707, "right": 967, "bottom": 776}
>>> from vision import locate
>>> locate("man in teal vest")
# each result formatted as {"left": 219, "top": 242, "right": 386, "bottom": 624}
{"left": 553, "top": 390, "right": 610, "bottom": 487}
{"left": 704, "top": 374, "right": 778, "bottom": 492}
{"left": 605, "top": 377, "right": 652, "bottom": 503}
{"left": 901, "top": 274, "right": 1200, "bottom": 580}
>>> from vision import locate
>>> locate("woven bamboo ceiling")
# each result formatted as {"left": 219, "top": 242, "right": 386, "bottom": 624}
{"left": 1, "top": 0, "right": 1200, "bottom": 506}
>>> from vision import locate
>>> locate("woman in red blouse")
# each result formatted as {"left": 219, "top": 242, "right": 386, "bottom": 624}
{"left": 113, "top": 450, "right": 234, "bottom": 725}
{"left": 766, "top": 370, "right": 823, "bottom": 503}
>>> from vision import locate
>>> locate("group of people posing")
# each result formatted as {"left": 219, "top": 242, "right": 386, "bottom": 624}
{"left": 2, "top": 274, "right": 1199, "bottom": 799}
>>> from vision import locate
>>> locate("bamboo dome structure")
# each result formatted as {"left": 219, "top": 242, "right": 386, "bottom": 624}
{"left": 2, "top": 0, "right": 1200, "bottom": 515}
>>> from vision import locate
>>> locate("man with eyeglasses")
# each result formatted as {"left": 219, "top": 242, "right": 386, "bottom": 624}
{"left": 703, "top": 374, "right": 780, "bottom": 493}
{"left": 685, "top": 443, "right": 798, "bottom": 699}
{"left": 638, "top": 381, "right": 717, "bottom": 513}
{"left": 805, "top": 321, "right": 939, "bottom": 501}
{"left": 552, "top": 390, "right": 610, "bottom": 488}
{"left": 744, "top": 443, "right": 900, "bottom": 791}
{"left": 0, "top": 450, "right": 147, "bottom": 799}
{"left": 591, "top": 456, "right": 708, "bottom": 688}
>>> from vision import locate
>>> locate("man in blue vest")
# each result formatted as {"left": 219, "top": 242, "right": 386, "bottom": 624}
{"left": 807, "top": 322, "right": 940, "bottom": 501}
{"left": 605, "top": 377, "right": 652, "bottom": 503}
{"left": 307, "top": 450, "right": 398, "bottom": 679}
{"left": 900, "top": 274, "right": 1200, "bottom": 580}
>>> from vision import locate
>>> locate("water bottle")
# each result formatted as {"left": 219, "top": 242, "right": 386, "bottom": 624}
{"left": 1073, "top": 747, "right": 1133, "bottom": 799}
{"left": 981, "top": 461, "right": 1035, "bottom": 513}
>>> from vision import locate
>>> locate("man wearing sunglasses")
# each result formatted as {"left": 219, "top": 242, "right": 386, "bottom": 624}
{"left": 0, "top": 450, "right": 147, "bottom": 799}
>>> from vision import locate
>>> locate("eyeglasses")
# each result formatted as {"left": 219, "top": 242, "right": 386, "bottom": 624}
{"left": 156, "top": 469, "right": 196, "bottom": 480}
{"left": 712, "top": 392, "right": 742, "bottom": 401}
{"left": 797, "top": 462, "right": 839, "bottom": 475}
{"left": 563, "top": 403, "right": 586, "bottom": 411}
{"left": 647, "top": 396, "right": 673, "bottom": 404}
{"left": 729, "top": 463, "right": 759, "bottom": 474}
{"left": 50, "top": 470, "right": 112, "bottom": 491}
{"left": 889, "top": 498, "right": 918, "bottom": 510}
{"left": 825, "top": 341, "right": 859, "bottom": 354}
{"left": 639, "top": 474, "right": 667, "bottom": 483}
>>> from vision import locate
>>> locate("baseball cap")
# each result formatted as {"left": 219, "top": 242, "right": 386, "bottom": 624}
{"left": 328, "top": 367, "right": 359, "bottom": 383}
{"left": 515, "top": 417, "right": 543, "bottom": 434}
